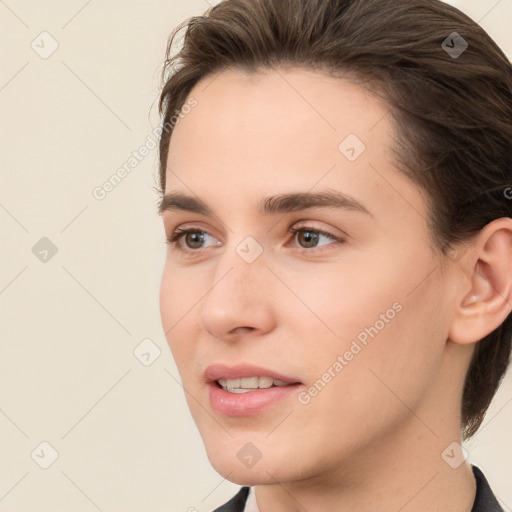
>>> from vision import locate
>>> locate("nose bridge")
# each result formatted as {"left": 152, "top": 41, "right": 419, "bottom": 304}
{"left": 197, "top": 234, "right": 274, "bottom": 338}
{"left": 216, "top": 232, "right": 269, "bottom": 297}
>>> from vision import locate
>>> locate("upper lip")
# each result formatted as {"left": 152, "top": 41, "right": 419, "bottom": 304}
{"left": 204, "top": 363, "right": 302, "bottom": 384}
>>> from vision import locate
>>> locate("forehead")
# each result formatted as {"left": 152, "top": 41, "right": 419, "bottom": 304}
{"left": 165, "top": 67, "right": 425, "bottom": 226}
{"left": 168, "top": 67, "right": 393, "bottom": 165}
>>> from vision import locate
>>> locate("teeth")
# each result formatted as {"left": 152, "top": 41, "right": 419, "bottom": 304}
{"left": 257, "top": 377, "right": 274, "bottom": 388}
{"left": 217, "top": 376, "right": 292, "bottom": 392}
{"left": 240, "top": 377, "right": 259, "bottom": 388}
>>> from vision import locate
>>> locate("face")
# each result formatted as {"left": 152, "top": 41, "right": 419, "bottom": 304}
{"left": 159, "top": 67, "right": 454, "bottom": 485}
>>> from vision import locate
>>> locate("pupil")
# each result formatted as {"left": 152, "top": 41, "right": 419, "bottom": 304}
{"left": 187, "top": 233, "right": 204, "bottom": 248}
{"left": 300, "top": 231, "right": 318, "bottom": 248}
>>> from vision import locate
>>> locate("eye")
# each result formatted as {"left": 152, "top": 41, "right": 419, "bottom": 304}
{"left": 166, "top": 228, "right": 221, "bottom": 254}
{"left": 165, "top": 224, "right": 344, "bottom": 256}
{"left": 287, "top": 225, "right": 344, "bottom": 253}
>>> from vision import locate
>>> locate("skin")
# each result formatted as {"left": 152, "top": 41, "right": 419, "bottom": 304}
{"left": 159, "top": 67, "right": 512, "bottom": 512}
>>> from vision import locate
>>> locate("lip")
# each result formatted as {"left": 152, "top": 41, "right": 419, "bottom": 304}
{"left": 204, "top": 363, "right": 302, "bottom": 384}
{"left": 205, "top": 363, "right": 304, "bottom": 417}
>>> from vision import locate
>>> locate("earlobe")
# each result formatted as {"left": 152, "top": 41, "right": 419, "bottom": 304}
{"left": 449, "top": 218, "right": 512, "bottom": 346}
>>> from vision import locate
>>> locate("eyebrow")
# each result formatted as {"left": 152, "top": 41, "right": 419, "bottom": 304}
{"left": 158, "top": 190, "right": 373, "bottom": 217}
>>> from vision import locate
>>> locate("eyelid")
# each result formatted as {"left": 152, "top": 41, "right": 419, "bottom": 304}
{"left": 166, "top": 222, "right": 345, "bottom": 256}
{"left": 167, "top": 227, "right": 220, "bottom": 249}
{"left": 289, "top": 221, "right": 347, "bottom": 242}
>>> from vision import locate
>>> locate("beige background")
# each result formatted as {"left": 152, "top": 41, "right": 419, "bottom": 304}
{"left": 1, "top": 1, "right": 511, "bottom": 510}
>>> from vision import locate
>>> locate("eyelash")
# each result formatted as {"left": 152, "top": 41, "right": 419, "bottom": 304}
{"left": 165, "top": 225, "right": 344, "bottom": 256}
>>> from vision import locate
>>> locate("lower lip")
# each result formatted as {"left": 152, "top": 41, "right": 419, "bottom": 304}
{"left": 208, "top": 382, "right": 303, "bottom": 416}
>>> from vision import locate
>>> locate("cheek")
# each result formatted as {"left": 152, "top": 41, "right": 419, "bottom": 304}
{"left": 285, "top": 283, "right": 445, "bottom": 462}
{"left": 159, "top": 263, "right": 198, "bottom": 369}
{"left": 290, "top": 247, "right": 444, "bottom": 402}
{"left": 277, "top": 260, "right": 400, "bottom": 355}
{"left": 159, "top": 259, "right": 206, "bottom": 326}
{"left": 159, "top": 264, "right": 176, "bottom": 342}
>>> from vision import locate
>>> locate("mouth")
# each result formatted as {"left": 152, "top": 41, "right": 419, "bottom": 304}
{"left": 215, "top": 376, "right": 297, "bottom": 393}
{"left": 204, "top": 363, "right": 303, "bottom": 416}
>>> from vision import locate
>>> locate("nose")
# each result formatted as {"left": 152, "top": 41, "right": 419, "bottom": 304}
{"left": 197, "top": 246, "right": 277, "bottom": 342}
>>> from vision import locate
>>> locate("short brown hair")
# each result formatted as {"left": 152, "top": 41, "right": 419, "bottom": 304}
{"left": 157, "top": 0, "right": 512, "bottom": 440}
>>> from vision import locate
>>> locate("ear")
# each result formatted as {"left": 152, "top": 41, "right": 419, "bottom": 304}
{"left": 449, "top": 217, "right": 512, "bottom": 345}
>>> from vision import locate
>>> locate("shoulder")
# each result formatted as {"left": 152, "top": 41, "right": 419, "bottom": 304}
{"left": 211, "top": 486, "right": 250, "bottom": 512}
{"left": 471, "top": 465, "right": 504, "bottom": 512}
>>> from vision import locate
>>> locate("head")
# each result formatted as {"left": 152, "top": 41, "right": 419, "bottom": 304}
{"left": 157, "top": 0, "right": 512, "bottom": 484}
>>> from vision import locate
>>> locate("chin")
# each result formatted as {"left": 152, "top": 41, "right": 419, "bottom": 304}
{"left": 205, "top": 444, "right": 303, "bottom": 486}
{"left": 210, "top": 459, "right": 290, "bottom": 486}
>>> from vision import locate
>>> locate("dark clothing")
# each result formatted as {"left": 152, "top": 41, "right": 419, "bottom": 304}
{"left": 212, "top": 465, "right": 503, "bottom": 512}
